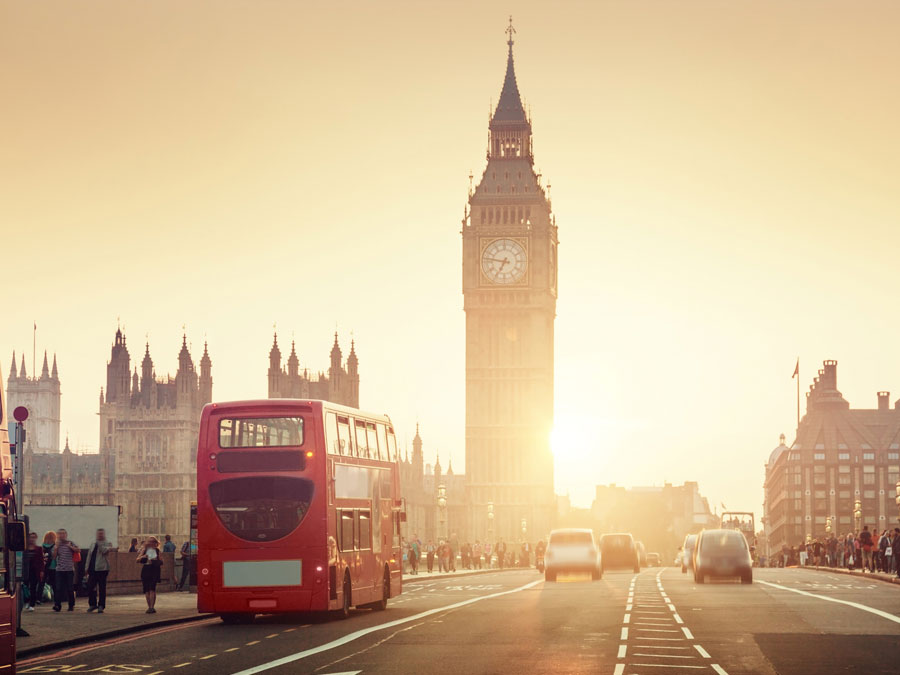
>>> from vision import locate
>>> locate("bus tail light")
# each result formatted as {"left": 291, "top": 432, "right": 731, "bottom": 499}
{"left": 306, "top": 451, "right": 314, "bottom": 458}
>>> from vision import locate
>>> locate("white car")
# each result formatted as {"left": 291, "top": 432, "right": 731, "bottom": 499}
{"left": 544, "top": 528, "right": 601, "bottom": 582}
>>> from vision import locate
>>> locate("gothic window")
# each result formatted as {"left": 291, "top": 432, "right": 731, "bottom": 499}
{"left": 480, "top": 208, "right": 485, "bottom": 225}
{"left": 488, "top": 209, "right": 493, "bottom": 224}
{"left": 496, "top": 185, "right": 501, "bottom": 194}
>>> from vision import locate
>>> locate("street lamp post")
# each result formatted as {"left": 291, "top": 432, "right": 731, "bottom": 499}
{"left": 825, "top": 516, "right": 832, "bottom": 536}
{"left": 521, "top": 518, "right": 527, "bottom": 541}
{"left": 487, "top": 502, "right": 494, "bottom": 569}
{"left": 437, "top": 484, "right": 447, "bottom": 541}
{"left": 853, "top": 499, "right": 862, "bottom": 534}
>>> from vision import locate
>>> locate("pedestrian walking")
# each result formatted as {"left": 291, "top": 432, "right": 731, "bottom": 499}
{"left": 137, "top": 537, "right": 163, "bottom": 613}
{"left": 85, "top": 528, "right": 113, "bottom": 613}
{"left": 162, "top": 535, "right": 176, "bottom": 554}
{"left": 24, "top": 532, "right": 44, "bottom": 611}
{"left": 175, "top": 540, "right": 191, "bottom": 591}
{"left": 496, "top": 539, "right": 507, "bottom": 569}
{"left": 425, "top": 540, "right": 435, "bottom": 573}
{"left": 859, "top": 526, "right": 875, "bottom": 572}
{"left": 52, "top": 528, "right": 80, "bottom": 612}
{"left": 41, "top": 531, "right": 57, "bottom": 605}
{"left": 891, "top": 528, "right": 900, "bottom": 578}
{"left": 128, "top": 538, "right": 138, "bottom": 553}
{"left": 472, "top": 541, "right": 483, "bottom": 569}
{"left": 409, "top": 536, "right": 420, "bottom": 575}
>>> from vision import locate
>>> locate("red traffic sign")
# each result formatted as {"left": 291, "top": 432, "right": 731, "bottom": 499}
{"left": 13, "top": 406, "right": 28, "bottom": 423}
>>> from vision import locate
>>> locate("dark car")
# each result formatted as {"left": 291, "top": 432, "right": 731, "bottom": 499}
{"left": 599, "top": 533, "right": 640, "bottom": 573}
{"left": 693, "top": 529, "right": 753, "bottom": 584}
{"left": 680, "top": 534, "right": 697, "bottom": 573}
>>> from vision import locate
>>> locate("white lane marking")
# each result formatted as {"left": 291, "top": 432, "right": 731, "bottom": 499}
{"left": 638, "top": 637, "right": 686, "bottom": 641}
{"left": 711, "top": 665, "right": 730, "bottom": 675}
{"left": 613, "top": 665, "right": 625, "bottom": 675}
{"left": 681, "top": 627, "right": 694, "bottom": 639}
{"left": 636, "top": 645, "right": 689, "bottom": 649}
{"left": 756, "top": 580, "right": 900, "bottom": 625}
{"left": 694, "top": 645, "right": 711, "bottom": 658}
{"left": 618, "top": 644, "right": 627, "bottom": 658}
{"left": 626, "top": 604, "right": 633, "bottom": 611}
{"left": 633, "top": 654, "right": 697, "bottom": 659}
{"left": 637, "top": 628, "right": 680, "bottom": 633}
{"left": 623, "top": 613, "right": 631, "bottom": 623}
{"left": 230, "top": 579, "right": 542, "bottom": 674}
{"left": 673, "top": 613, "right": 684, "bottom": 624}
{"left": 630, "top": 665, "right": 705, "bottom": 669}
{"left": 621, "top": 627, "right": 629, "bottom": 640}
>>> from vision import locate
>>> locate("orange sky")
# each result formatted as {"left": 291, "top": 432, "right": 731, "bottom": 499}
{"left": 3, "top": 1, "right": 900, "bottom": 516}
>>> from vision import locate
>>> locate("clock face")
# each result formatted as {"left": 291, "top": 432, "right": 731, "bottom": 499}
{"left": 482, "top": 238, "right": 527, "bottom": 284}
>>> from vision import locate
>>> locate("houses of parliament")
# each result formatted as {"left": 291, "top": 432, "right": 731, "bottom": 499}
{"left": 8, "top": 329, "right": 360, "bottom": 548}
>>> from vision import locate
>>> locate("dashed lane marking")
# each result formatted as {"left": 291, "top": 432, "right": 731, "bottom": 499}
{"left": 173, "top": 664, "right": 191, "bottom": 669}
{"left": 621, "top": 627, "right": 629, "bottom": 640}
{"left": 617, "top": 645, "right": 627, "bottom": 658}
{"left": 226, "top": 648, "right": 240, "bottom": 652}
{"left": 694, "top": 645, "right": 711, "bottom": 658}
{"left": 246, "top": 641, "right": 261, "bottom": 646}
{"left": 712, "top": 665, "right": 729, "bottom": 675}
{"left": 681, "top": 627, "right": 694, "bottom": 639}
{"left": 200, "top": 654, "right": 218, "bottom": 660}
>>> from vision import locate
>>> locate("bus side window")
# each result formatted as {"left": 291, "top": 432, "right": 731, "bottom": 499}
{"left": 355, "top": 421, "right": 369, "bottom": 459}
{"left": 339, "top": 510, "right": 354, "bottom": 552}
{"left": 358, "top": 511, "right": 371, "bottom": 550}
{"left": 336, "top": 416, "right": 353, "bottom": 457}
{"left": 392, "top": 512, "right": 401, "bottom": 548}
{"left": 377, "top": 424, "right": 388, "bottom": 461}
{"left": 366, "top": 423, "right": 379, "bottom": 461}
{"left": 325, "top": 412, "right": 339, "bottom": 455}
{"left": 387, "top": 429, "right": 398, "bottom": 462}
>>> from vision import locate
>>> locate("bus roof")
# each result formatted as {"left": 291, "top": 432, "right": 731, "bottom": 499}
{"left": 203, "top": 399, "right": 393, "bottom": 426}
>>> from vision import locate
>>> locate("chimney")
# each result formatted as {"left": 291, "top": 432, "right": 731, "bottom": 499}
{"left": 877, "top": 391, "right": 890, "bottom": 411}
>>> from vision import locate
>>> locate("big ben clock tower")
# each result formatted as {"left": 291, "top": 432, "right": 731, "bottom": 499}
{"left": 462, "top": 21, "right": 557, "bottom": 543}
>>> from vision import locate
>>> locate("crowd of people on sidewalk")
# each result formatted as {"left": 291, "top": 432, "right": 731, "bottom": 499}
{"left": 401, "top": 533, "right": 546, "bottom": 574}
{"left": 768, "top": 526, "right": 900, "bottom": 577}
{"left": 21, "top": 528, "right": 194, "bottom": 616}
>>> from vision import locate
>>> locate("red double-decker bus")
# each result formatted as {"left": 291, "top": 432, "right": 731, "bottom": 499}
{"left": 197, "top": 399, "right": 403, "bottom": 622}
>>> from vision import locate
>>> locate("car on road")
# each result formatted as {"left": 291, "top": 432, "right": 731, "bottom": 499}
{"left": 544, "top": 528, "right": 601, "bottom": 582}
{"left": 692, "top": 528, "right": 753, "bottom": 584}
{"left": 646, "top": 552, "right": 661, "bottom": 567}
{"left": 598, "top": 533, "right": 640, "bottom": 573}
{"left": 681, "top": 534, "right": 698, "bottom": 574}
{"left": 635, "top": 540, "right": 647, "bottom": 567}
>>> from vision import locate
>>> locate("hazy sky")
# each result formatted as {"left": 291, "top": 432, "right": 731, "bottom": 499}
{"left": 3, "top": 1, "right": 900, "bottom": 516}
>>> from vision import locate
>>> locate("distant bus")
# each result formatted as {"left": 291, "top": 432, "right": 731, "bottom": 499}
{"left": 196, "top": 399, "right": 403, "bottom": 623}
{"left": 0, "top": 361, "right": 26, "bottom": 672}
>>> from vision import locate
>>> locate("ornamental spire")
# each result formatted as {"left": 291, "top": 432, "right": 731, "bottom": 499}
{"left": 493, "top": 16, "right": 526, "bottom": 124}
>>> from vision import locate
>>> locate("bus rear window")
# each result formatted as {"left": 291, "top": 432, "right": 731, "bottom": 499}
{"left": 219, "top": 417, "right": 304, "bottom": 448}
{"left": 217, "top": 450, "right": 305, "bottom": 473}
{"left": 210, "top": 476, "right": 314, "bottom": 542}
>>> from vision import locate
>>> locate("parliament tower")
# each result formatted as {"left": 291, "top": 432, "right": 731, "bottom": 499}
{"left": 462, "top": 23, "right": 557, "bottom": 542}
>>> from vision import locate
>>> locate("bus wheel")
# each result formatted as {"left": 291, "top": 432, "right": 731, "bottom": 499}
{"left": 334, "top": 574, "right": 351, "bottom": 619}
{"left": 371, "top": 568, "right": 390, "bottom": 611}
{"left": 220, "top": 613, "right": 253, "bottom": 625}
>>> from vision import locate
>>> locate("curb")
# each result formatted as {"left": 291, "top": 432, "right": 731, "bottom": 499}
{"left": 17, "top": 613, "right": 214, "bottom": 659}
{"left": 795, "top": 565, "right": 900, "bottom": 586}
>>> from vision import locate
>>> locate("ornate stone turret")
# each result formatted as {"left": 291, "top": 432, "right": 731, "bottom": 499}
{"left": 199, "top": 342, "right": 212, "bottom": 405}
{"left": 106, "top": 329, "right": 131, "bottom": 403}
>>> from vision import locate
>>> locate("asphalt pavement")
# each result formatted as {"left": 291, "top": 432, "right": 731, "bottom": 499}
{"left": 15, "top": 567, "right": 900, "bottom": 674}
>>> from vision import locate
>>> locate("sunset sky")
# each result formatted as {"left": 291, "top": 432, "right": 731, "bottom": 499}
{"left": 3, "top": 1, "right": 900, "bottom": 516}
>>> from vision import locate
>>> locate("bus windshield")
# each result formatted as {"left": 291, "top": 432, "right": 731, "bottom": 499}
{"left": 210, "top": 476, "right": 314, "bottom": 542}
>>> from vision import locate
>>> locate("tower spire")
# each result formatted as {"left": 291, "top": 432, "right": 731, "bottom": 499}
{"left": 493, "top": 17, "right": 525, "bottom": 124}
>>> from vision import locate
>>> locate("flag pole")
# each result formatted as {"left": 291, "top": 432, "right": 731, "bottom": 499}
{"left": 796, "top": 361, "right": 800, "bottom": 431}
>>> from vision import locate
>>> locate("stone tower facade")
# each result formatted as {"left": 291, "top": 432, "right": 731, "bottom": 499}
{"left": 6, "top": 350, "right": 61, "bottom": 454}
{"left": 462, "top": 26, "right": 558, "bottom": 542}
{"left": 99, "top": 329, "right": 211, "bottom": 548}
{"left": 267, "top": 333, "right": 359, "bottom": 408}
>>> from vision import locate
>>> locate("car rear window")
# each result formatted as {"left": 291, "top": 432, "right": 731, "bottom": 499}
{"left": 601, "top": 535, "right": 633, "bottom": 550}
{"left": 550, "top": 531, "right": 593, "bottom": 545}
{"left": 701, "top": 531, "right": 747, "bottom": 553}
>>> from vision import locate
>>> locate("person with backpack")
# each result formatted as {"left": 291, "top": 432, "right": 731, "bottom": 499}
{"left": 425, "top": 540, "right": 435, "bottom": 573}
{"left": 409, "top": 536, "right": 420, "bottom": 575}
{"left": 859, "top": 526, "right": 874, "bottom": 572}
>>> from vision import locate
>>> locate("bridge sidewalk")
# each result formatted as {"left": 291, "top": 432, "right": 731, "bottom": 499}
{"left": 16, "top": 566, "right": 519, "bottom": 656}
{"left": 795, "top": 564, "right": 900, "bottom": 585}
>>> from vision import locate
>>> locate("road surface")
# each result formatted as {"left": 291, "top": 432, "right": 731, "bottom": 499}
{"left": 17, "top": 567, "right": 900, "bottom": 674}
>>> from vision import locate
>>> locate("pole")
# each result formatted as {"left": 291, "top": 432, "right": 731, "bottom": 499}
{"left": 796, "top": 363, "right": 800, "bottom": 431}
